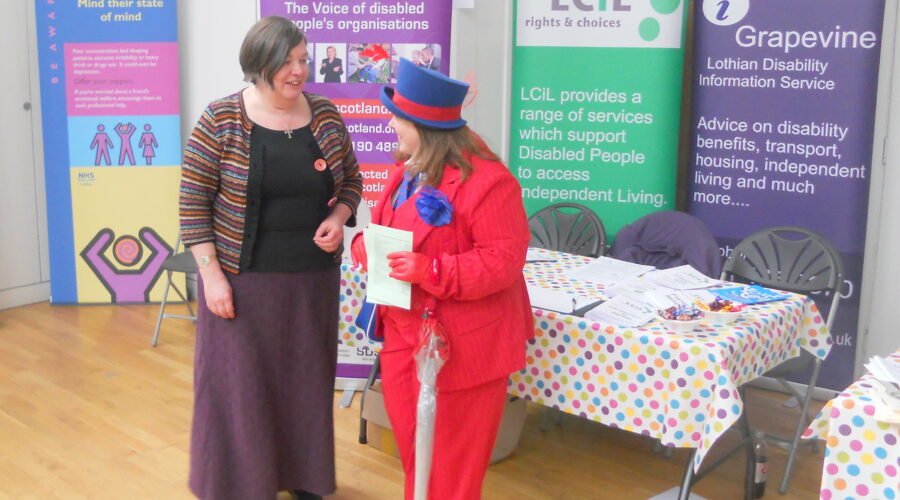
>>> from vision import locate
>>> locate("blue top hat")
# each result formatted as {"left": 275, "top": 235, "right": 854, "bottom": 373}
{"left": 380, "top": 58, "right": 468, "bottom": 130}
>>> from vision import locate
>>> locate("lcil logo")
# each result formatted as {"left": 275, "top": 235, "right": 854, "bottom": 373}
{"left": 551, "top": 0, "right": 632, "bottom": 12}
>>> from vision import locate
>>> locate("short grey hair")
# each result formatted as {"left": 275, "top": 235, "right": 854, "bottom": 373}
{"left": 239, "top": 16, "right": 306, "bottom": 88}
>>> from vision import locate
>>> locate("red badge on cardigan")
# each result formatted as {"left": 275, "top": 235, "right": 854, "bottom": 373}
{"left": 314, "top": 159, "right": 327, "bottom": 171}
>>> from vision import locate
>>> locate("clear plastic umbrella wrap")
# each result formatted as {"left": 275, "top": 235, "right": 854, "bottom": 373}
{"left": 413, "top": 308, "right": 450, "bottom": 500}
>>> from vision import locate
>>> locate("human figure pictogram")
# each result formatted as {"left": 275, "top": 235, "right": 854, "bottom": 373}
{"left": 90, "top": 124, "right": 114, "bottom": 166}
{"left": 80, "top": 227, "right": 172, "bottom": 303}
{"left": 115, "top": 122, "right": 137, "bottom": 165}
{"left": 138, "top": 124, "right": 159, "bottom": 165}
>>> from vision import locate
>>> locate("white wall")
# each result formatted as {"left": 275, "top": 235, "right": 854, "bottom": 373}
{"left": 858, "top": 1, "right": 900, "bottom": 367}
{"left": 1, "top": 0, "right": 50, "bottom": 310}
{"left": 177, "top": 1, "right": 258, "bottom": 140}
{"left": 451, "top": 0, "right": 514, "bottom": 161}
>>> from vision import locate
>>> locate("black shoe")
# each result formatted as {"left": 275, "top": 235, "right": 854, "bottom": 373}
{"left": 292, "top": 490, "right": 322, "bottom": 500}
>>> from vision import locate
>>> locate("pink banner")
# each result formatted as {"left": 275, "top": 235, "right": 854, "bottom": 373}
{"left": 65, "top": 42, "right": 180, "bottom": 116}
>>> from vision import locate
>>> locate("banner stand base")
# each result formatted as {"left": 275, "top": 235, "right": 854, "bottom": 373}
{"left": 335, "top": 377, "right": 369, "bottom": 408}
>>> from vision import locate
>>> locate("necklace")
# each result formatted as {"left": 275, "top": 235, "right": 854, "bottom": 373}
{"left": 249, "top": 87, "right": 304, "bottom": 139}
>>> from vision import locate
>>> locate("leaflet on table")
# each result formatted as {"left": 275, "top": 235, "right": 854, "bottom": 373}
{"left": 364, "top": 224, "right": 413, "bottom": 309}
{"left": 712, "top": 285, "right": 790, "bottom": 304}
{"left": 645, "top": 265, "right": 721, "bottom": 290}
{"left": 644, "top": 289, "right": 716, "bottom": 310}
{"left": 526, "top": 247, "right": 557, "bottom": 262}
{"left": 563, "top": 256, "right": 654, "bottom": 286}
{"left": 526, "top": 284, "right": 596, "bottom": 314}
{"left": 584, "top": 294, "right": 656, "bottom": 327}
{"left": 865, "top": 380, "right": 900, "bottom": 424}
{"left": 865, "top": 355, "right": 900, "bottom": 387}
{"left": 605, "top": 275, "right": 663, "bottom": 298}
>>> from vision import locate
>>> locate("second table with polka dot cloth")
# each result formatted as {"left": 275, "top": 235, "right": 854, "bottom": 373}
{"left": 803, "top": 349, "right": 900, "bottom": 500}
{"left": 509, "top": 250, "right": 833, "bottom": 471}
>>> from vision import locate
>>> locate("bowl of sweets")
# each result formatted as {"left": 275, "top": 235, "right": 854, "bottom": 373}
{"left": 658, "top": 305, "right": 704, "bottom": 333}
{"left": 695, "top": 297, "right": 745, "bottom": 324}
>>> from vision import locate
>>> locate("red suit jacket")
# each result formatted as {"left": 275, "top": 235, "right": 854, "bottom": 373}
{"left": 371, "top": 155, "right": 534, "bottom": 391}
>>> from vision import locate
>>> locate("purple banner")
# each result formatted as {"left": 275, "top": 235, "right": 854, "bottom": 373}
{"left": 260, "top": 0, "right": 453, "bottom": 211}
{"left": 259, "top": 0, "right": 453, "bottom": 384}
{"left": 688, "top": 0, "right": 886, "bottom": 389}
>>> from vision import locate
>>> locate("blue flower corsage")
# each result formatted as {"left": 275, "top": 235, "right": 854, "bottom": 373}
{"left": 415, "top": 186, "right": 453, "bottom": 227}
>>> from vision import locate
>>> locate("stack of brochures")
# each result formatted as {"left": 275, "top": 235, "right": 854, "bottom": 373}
{"left": 525, "top": 284, "right": 598, "bottom": 315}
{"left": 864, "top": 355, "right": 900, "bottom": 424}
{"left": 584, "top": 295, "right": 655, "bottom": 327}
{"left": 554, "top": 260, "right": 728, "bottom": 327}
{"left": 562, "top": 257, "right": 654, "bottom": 287}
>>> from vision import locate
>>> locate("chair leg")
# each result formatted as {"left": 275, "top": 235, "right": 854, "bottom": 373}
{"left": 778, "top": 359, "right": 823, "bottom": 494}
{"left": 538, "top": 407, "right": 561, "bottom": 432}
{"left": 169, "top": 281, "right": 195, "bottom": 318}
{"left": 359, "top": 354, "right": 381, "bottom": 444}
{"left": 151, "top": 271, "right": 173, "bottom": 347}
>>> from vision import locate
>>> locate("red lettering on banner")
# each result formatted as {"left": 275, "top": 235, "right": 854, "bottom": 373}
{"left": 333, "top": 99, "right": 391, "bottom": 119}
{"left": 359, "top": 163, "right": 393, "bottom": 208}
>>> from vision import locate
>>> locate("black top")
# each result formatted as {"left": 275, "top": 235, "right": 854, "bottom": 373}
{"left": 239, "top": 124, "right": 336, "bottom": 272}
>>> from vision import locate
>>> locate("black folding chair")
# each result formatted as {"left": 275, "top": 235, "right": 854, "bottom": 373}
{"left": 721, "top": 226, "right": 843, "bottom": 494}
{"left": 151, "top": 235, "right": 197, "bottom": 346}
{"left": 528, "top": 202, "right": 607, "bottom": 258}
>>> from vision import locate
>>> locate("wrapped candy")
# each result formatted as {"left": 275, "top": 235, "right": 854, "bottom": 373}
{"left": 695, "top": 297, "right": 745, "bottom": 313}
{"left": 660, "top": 305, "right": 704, "bottom": 321}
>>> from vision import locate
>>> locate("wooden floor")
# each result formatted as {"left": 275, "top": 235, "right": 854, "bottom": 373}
{"left": 0, "top": 301, "right": 827, "bottom": 499}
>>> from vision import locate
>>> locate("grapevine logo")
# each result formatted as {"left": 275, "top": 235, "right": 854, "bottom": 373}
{"left": 702, "top": 0, "right": 749, "bottom": 26}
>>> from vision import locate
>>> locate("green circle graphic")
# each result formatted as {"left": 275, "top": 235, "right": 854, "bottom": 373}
{"left": 639, "top": 18, "right": 660, "bottom": 41}
{"left": 651, "top": 0, "right": 680, "bottom": 15}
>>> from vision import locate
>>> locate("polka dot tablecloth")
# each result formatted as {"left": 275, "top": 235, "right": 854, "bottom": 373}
{"left": 509, "top": 251, "right": 833, "bottom": 471}
{"left": 337, "top": 263, "right": 381, "bottom": 372}
{"left": 803, "top": 350, "right": 900, "bottom": 500}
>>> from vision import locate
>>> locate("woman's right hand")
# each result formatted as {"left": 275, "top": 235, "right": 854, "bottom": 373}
{"left": 202, "top": 270, "right": 235, "bottom": 319}
{"left": 351, "top": 232, "right": 368, "bottom": 272}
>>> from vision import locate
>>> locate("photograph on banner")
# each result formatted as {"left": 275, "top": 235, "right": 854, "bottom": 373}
{"left": 260, "top": 0, "right": 453, "bottom": 208}
{"left": 35, "top": 1, "right": 181, "bottom": 303}
{"left": 315, "top": 42, "right": 347, "bottom": 83}
{"left": 510, "top": 0, "right": 687, "bottom": 238}
{"left": 687, "top": 0, "right": 886, "bottom": 389}
{"left": 70, "top": 166, "right": 181, "bottom": 304}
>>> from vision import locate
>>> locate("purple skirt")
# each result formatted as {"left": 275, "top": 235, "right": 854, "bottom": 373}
{"left": 190, "top": 268, "right": 339, "bottom": 500}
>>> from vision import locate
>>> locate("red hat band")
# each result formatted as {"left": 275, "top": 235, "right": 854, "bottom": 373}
{"left": 392, "top": 91, "right": 462, "bottom": 123}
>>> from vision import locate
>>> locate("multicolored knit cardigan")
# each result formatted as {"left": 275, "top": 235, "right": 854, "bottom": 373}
{"left": 179, "top": 91, "right": 363, "bottom": 273}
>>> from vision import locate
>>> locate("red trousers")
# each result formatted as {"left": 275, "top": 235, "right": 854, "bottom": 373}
{"left": 380, "top": 346, "right": 508, "bottom": 500}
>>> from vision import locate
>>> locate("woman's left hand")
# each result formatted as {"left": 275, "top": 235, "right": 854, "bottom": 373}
{"left": 314, "top": 203, "right": 352, "bottom": 252}
{"left": 313, "top": 217, "right": 344, "bottom": 252}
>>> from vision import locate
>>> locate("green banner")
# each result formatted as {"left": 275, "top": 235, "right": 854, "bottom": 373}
{"left": 511, "top": 0, "right": 687, "bottom": 237}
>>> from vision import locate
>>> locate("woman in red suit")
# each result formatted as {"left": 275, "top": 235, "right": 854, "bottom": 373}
{"left": 351, "top": 58, "right": 533, "bottom": 499}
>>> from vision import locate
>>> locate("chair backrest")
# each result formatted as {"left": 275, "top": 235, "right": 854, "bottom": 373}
{"left": 721, "top": 226, "right": 844, "bottom": 328}
{"left": 528, "top": 203, "right": 607, "bottom": 258}
{"left": 610, "top": 210, "right": 723, "bottom": 278}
